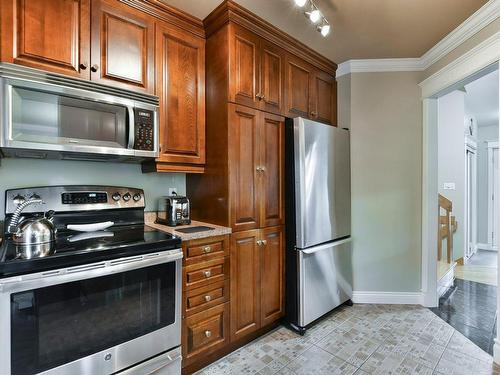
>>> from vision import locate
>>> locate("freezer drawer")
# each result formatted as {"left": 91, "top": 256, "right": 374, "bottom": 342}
{"left": 298, "top": 239, "right": 352, "bottom": 327}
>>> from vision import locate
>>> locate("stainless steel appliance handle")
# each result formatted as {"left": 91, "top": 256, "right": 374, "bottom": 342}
{"left": 127, "top": 105, "right": 135, "bottom": 149}
{"left": 0, "top": 248, "right": 183, "bottom": 293}
{"left": 301, "top": 237, "right": 351, "bottom": 254}
{"left": 118, "top": 347, "right": 182, "bottom": 375}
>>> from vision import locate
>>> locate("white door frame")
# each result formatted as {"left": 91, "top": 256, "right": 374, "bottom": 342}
{"left": 465, "top": 140, "right": 477, "bottom": 260}
{"left": 419, "top": 31, "right": 500, "bottom": 361}
{"left": 488, "top": 142, "right": 499, "bottom": 249}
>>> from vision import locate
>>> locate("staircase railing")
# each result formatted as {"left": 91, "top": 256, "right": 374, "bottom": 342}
{"left": 438, "top": 194, "right": 457, "bottom": 264}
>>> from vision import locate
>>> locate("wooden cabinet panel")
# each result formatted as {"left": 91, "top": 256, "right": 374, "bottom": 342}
{"left": 230, "top": 230, "right": 261, "bottom": 341}
{"left": 260, "top": 226, "right": 284, "bottom": 326}
{"left": 183, "top": 303, "right": 229, "bottom": 367}
{"left": 229, "top": 25, "right": 260, "bottom": 109}
{"left": 229, "top": 104, "right": 260, "bottom": 231}
{"left": 285, "top": 55, "right": 312, "bottom": 118}
{"left": 184, "top": 279, "right": 229, "bottom": 317}
{"left": 5, "top": 0, "right": 90, "bottom": 78}
{"left": 260, "top": 112, "right": 284, "bottom": 227}
{"left": 184, "top": 257, "right": 229, "bottom": 290}
{"left": 260, "top": 41, "right": 284, "bottom": 114}
{"left": 312, "top": 70, "right": 337, "bottom": 125}
{"left": 156, "top": 22, "right": 205, "bottom": 165}
{"left": 184, "top": 236, "right": 227, "bottom": 266}
{"left": 91, "top": 0, "right": 154, "bottom": 92}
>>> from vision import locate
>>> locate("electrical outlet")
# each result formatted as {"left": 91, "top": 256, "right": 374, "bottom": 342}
{"left": 168, "top": 188, "right": 177, "bottom": 195}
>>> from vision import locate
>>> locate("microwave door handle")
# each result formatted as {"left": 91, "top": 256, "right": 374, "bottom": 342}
{"left": 127, "top": 106, "right": 135, "bottom": 149}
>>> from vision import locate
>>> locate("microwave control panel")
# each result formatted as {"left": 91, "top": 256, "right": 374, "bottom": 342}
{"left": 134, "top": 108, "right": 155, "bottom": 151}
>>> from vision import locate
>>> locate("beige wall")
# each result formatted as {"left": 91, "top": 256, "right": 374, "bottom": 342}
{"left": 340, "top": 72, "right": 423, "bottom": 292}
{"left": 338, "top": 14, "right": 500, "bottom": 294}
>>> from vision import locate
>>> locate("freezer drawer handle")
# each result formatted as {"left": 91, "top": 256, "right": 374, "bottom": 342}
{"left": 301, "top": 238, "right": 352, "bottom": 254}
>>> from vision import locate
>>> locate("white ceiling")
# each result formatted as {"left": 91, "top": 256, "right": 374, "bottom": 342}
{"left": 465, "top": 70, "right": 499, "bottom": 128}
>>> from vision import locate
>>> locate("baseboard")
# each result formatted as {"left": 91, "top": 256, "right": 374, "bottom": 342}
{"left": 352, "top": 291, "right": 424, "bottom": 305}
{"left": 476, "top": 243, "right": 498, "bottom": 252}
{"left": 437, "top": 264, "right": 455, "bottom": 297}
{"left": 456, "top": 257, "right": 464, "bottom": 266}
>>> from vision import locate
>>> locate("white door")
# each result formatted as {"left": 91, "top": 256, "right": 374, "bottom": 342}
{"left": 465, "top": 147, "right": 476, "bottom": 259}
{"left": 493, "top": 148, "right": 499, "bottom": 246}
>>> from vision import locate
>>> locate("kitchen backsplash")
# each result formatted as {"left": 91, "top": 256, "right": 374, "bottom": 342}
{"left": 0, "top": 158, "right": 186, "bottom": 218}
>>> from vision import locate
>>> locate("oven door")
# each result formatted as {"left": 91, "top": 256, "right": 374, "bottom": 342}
{"left": 0, "top": 249, "right": 182, "bottom": 375}
{"left": 0, "top": 76, "right": 158, "bottom": 159}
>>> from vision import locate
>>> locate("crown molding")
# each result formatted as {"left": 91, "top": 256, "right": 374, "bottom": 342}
{"left": 336, "top": 0, "right": 500, "bottom": 78}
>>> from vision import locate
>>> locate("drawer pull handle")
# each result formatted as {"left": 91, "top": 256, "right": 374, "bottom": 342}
{"left": 204, "top": 295, "right": 212, "bottom": 302}
{"left": 205, "top": 330, "right": 212, "bottom": 338}
{"left": 203, "top": 246, "right": 211, "bottom": 253}
{"left": 204, "top": 270, "right": 212, "bottom": 278}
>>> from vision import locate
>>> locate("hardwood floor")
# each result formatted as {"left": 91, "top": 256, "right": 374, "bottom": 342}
{"left": 455, "top": 250, "right": 497, "bottom": 286}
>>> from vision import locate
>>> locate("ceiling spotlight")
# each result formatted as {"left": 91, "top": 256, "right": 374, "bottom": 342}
{"left": 319, "top": 23, "right": 331, "bottom": 37}
{"left": 309, "top": 9, "right": 321, "bottom": 23}
{"left": 294, "top": 0, "right": 308, "bottom": 7}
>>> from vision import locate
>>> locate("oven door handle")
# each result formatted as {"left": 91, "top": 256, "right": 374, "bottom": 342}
{"left": 127, "top": 105, "right": 135, "bottom": 149}
{"left": 0, "top": 249, "right": 183, "bottom": 294}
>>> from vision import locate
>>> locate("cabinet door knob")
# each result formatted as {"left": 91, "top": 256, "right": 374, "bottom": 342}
{"left": 204, "top": 270, "right": 212, "bottom": 278}
{"left": 205, "top": 330, "right": 212, "bottom": 338}
{"left": 204, "top": 295, "right": 212, "bottom": 302}
{"left": 310, "top": 111, "right": 318, "bottom": 117}
{"left": 257, "top": 240, "right": 262, "bottom": 246}
{"left": 262, "top": 239, "right": 267, "bottom": 245}
{"left": 203, "top": 246, "right": 211, "bottom": 253}
{"left": 79, "top": 62, "right": 88, "bottom": 70}
{"left": 260, "top": 166, "right": 266, "bottom": 172}
{"left": 90, "top": 64, "right": 99, "bottom": 72}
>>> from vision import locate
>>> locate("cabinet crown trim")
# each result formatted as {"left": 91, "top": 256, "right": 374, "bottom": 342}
{"left": 203, "top": 0, "right": 337, "bottom": 75}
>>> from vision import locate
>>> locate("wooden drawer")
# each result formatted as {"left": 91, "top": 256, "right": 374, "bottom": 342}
{"left": 184, "top": 257, "right": 229, "bottom": 290}
{"left": 182, "top": 302, "right": 229, "bottom": 367}
{"left": 184, "top": 279, "right": 229, "bottom": 317}
{"left": 183, "top": 235, "right": 229, "bottom": 266}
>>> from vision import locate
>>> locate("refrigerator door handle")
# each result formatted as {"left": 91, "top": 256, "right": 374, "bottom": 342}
{"left": 301, "top": 238, "right": 352, "bottom": 254}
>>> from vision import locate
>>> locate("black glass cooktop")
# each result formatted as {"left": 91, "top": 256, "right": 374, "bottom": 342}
{"left": 0, "top": 225, "right": 181, "bottom": 277}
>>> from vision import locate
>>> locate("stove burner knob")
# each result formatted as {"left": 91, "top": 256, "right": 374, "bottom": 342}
{"left": 13, "top": 194, "right": 26, "bottom": 206}
{"left": 133, "top": 193, "right": 141, "bottom": 202}
{"left": 123, "top": 193, "right": 131, "bottom": 202}
{"left": 112, "top": 193, "right": 121, "bottom": 201}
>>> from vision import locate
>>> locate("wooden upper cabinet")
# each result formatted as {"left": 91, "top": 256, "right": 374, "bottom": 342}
{"left": 229, "top": 24, "right": 260, "bottom": 109}
{"left": 260, "top": 226, "right": 284, "bottom": 326}
{"left": 155, "top": 22, "right": 205, "bottom": 168}
{"left": 259, "top": 41, "right": 284, "bottom": 115}
{"left": 285, "top": 54, "right": 312, "bottom": 119}
{"left": 260, "top": 113, "right": 284, "bottom": 227}
{"left": 228, "top": 104, "right": 260, "bottom": 231}
{"left": 230, "top": 230, "right": 261, "bottom": 341}
{"left": 90, "top": 0, "right": 154, "bottom": 92}
{"left": 311, "top": 69, "right": 337, "bottom": 126}
{"left": 1, "top": 0, "right": 90, "bottom": 78}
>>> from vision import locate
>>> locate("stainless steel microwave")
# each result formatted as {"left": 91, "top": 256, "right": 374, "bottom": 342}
{"left": 0, "top": 63, "right": 159, "bottom": 162}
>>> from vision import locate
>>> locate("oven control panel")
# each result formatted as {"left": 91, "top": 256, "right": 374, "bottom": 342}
{"left": 5, "top": 186, "right": 145, "bottom": 214}
{"left": 134, "top": 108, "right": 155, "bottom": 151}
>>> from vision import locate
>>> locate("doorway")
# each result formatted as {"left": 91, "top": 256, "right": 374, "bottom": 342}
{"left": 431, "top": 68, "right": 499, "bottom": 355}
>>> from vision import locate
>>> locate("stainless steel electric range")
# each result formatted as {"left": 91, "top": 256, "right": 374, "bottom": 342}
{"left": 0, "top": 185, "right": 183, "bottom": 375}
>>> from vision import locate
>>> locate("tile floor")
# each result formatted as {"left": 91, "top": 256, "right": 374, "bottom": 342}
{"left": 431, "top": 278, "right": 497, "bottom": 354}
{"left": 196, "top": 304, "right": 500, "bottom": 375}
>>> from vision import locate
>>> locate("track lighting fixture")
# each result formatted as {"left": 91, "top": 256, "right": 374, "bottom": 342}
{"left": 295, "top": 0, "right": 331, "bottom": 37}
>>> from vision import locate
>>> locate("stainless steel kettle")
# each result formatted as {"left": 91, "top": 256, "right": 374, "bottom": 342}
{"left": 8, "top": 198, "right": 56, "bottom": 246}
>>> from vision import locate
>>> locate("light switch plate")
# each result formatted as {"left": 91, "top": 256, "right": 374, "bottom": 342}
{"left": 443, "top": 183, "right": 456, "bottom": 190}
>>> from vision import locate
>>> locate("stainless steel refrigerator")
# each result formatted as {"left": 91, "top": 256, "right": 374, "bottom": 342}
{"left": 285, "top": 117, "right": 353, "bottom": 334}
